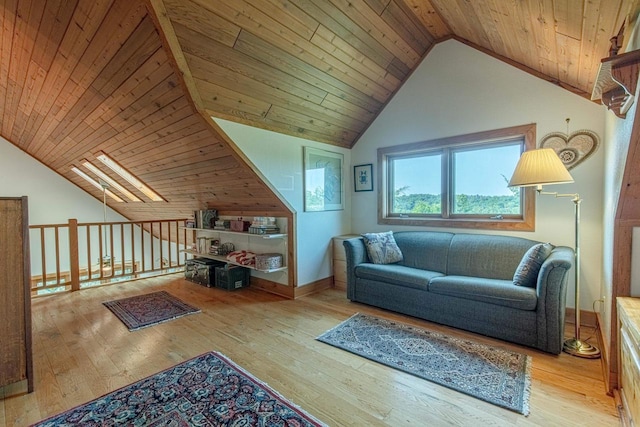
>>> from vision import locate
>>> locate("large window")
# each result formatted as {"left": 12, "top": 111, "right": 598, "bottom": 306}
{"left": 379, "top": 124, "right": 536, "bottom": 231}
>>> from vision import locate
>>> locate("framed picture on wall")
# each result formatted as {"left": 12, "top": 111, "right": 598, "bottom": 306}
{"left": 354, "top": 164, "right": 373, "bottom": 192}
{"left": 303, "top": 147, "right": 344, "bottom": 211}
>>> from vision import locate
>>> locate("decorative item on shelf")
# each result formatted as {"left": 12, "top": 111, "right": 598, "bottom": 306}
{"left": 197, "top": 237, "right": 210, "bottom": 254}
{"left": 226, "top": 250, "right": 256, "bottom": 267}
{"left": 202, "top": 209, "right": 218, "bottom": 229}
{"left": 185, "top": 220, "right": 195, "bottom": 228}
{"left": 218, "top": 242, "right": 235, "bottom": 256}
{"left": 208, "top": 239, "right": 220, "bottom": 256}
{"left": 213, "top": 220, "right": 230, "bottom": 230}
{"left": 609, "top": 22, "right": 624, "bottom": 56}
{"left": 255, "top": 253, "right": 283, "bottom": 270}
{"left": 539, "top": 118, "right": 600, "bottom": 170}
{"left": 252, "top": 216, "right": 276, "bottom": 226}
{"left": 194, "top": 209, "right": 217, "bottom": 229}
{"left": 248, "top": 225, "right": 280, "bottom": 235}
{"left": 249, "top": 216, "right": 280, "bottom": 235}
{"left": 230, "top": 217, "right": 251, "bottom": 232}
{"left": 509, "top": 148, "right": 600, "bottom": 359}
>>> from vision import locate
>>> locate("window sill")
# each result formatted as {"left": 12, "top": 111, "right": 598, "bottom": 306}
{"left": 379, "top": 216, "right": 534, "bottom": 231}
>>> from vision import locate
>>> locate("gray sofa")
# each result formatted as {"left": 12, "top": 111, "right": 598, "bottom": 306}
{"left": 343, "top": 231, "right": 574, "bottom": 354}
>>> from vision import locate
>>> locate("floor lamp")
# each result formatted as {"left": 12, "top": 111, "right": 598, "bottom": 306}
{"left": 509, "top": 148, "right": 600, "bottom": 359}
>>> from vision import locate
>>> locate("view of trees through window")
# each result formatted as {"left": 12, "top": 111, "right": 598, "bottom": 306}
{"left": 390, "top": 142, "right": 522, "bottom": 217}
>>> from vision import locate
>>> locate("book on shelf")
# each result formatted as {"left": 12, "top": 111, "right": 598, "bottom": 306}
{"left": 248, "top": 225, "right": 280, "bottom": 235}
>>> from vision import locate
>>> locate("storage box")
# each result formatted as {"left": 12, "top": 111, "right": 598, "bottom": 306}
{"left": 255, "top": 253, "right": 283, "bottom": 271}
{"left": 185, "top": 258, "right": 226, "bottom": 287}
{"left": 215, "top": 265, "right": 250, "bottom": 290}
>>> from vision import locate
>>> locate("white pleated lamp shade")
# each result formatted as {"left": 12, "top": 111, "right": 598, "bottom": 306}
{"left": 508, "top": 148, "right": 574, "bottom": 187}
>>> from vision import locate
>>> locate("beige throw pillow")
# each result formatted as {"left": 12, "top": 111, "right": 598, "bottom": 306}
{"left": 361, "top": 231, "right": 403, "bottom": 264}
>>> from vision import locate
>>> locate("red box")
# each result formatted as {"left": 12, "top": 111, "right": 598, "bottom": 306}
{"left": 230, "top": 220, "right": 251, "bottom": 232}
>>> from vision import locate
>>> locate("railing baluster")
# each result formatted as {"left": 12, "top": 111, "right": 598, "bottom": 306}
{"left": 54, "top": 226, "right": 60, "bottom": 285}
{"left": 150, "top": 222, "right": 155, "bottom": 271}
{"left": 159, "top": 221, "right": 164, "bottom": 270}
{"left": 109, "top": 223, "right": 114, "bottom": 278}
{"left": 40, "top": 228, "right": 46, "bottom": 289}
{"left": 130, "top": 223, "right": 136, "bottom": 276}
{"left": 120, "top": 224, "right": 125, "bottom": 276}
{"left": 140, "top": 223, "right": 145, "bottom": 272}
{"left": 69, "top": 219, "right": 79, "bottom": 291}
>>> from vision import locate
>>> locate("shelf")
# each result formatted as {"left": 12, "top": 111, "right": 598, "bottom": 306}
{"left": 182, "top": 227, "right": 286, "bottom": 239}
{"left": 182, "top": 249, "right": 287, "bottom": 273}
{"left": 591, "top": 49, "right": 640, "bottom": 119}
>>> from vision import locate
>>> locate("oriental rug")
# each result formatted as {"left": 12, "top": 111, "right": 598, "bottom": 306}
{"left": 317, "top": 313, "right": 531, "bottom": 415}
{"left": 103, "top": 290, "right": 200, "bottom": 331}
{"left": 32, "top": 351, "right": 327, "bottom": 427}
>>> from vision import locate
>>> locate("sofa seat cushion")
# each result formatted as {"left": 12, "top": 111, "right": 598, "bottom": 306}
{"left": 428, "top": 276, "right": 537, "bottom": 310}
{"left": 355, "top": 264, "right": 444, "bottom": 290}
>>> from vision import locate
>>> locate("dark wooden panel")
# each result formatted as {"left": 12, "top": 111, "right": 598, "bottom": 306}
{"left": 0, "top": 197, "right": 32, "bottom": 392}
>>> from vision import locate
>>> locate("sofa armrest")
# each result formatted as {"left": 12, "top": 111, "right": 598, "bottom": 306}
{"left": 535, "top": 246, "right": 574, "bottom": 354}
{"left": 343, "top": 237, "right": 367, "bottom": 300}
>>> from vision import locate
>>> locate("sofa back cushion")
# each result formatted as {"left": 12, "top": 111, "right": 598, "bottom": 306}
{"left": 393, "top": 231, "right": 454, "bottom": 273}
{"left": 447, "top": 234, "right": 539, "bottom": 280}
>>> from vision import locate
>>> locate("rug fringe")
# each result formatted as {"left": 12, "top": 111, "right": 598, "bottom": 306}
{"left": 522, "top": 354, "right": 533, "bottom": 417}
{"left": 128, "top": 310, "right": 202, "bottom": 331}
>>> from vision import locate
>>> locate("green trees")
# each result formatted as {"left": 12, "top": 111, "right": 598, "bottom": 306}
{"left": 393, "top": 193, "right": 520, "bottom": 215}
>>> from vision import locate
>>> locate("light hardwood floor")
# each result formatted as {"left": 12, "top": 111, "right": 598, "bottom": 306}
{"left": 0, "top": 274, "right": 619, "bottom": 426}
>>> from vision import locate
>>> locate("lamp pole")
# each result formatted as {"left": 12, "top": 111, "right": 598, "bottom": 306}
{"left": 538, "top": 189, "right": 600, "bottom": 358}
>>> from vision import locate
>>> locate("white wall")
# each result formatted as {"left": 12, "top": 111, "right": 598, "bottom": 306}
{"left": 351, "top": 39, "right": 606, "bottom": 312}
{"left": 213, "top": 119, "right": 351, "bottom": 286}
{"left": 0, "top": 136, "right": 126, "bottom": 225}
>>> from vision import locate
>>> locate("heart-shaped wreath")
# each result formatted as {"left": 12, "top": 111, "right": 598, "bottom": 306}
{"left": 539, "top": 129, "right": 599, "bottom": 170}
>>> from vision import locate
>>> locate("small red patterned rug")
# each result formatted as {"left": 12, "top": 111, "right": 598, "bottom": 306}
{"left": 32, "top": 351, "right": 327, "bottom": 426}
{"left": 103, "top": 290, "right": 200, "bottom": 331}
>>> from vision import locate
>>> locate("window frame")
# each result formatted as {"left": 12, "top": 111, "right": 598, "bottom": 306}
{"left": 378, "top": 124, "right": 536, "bottom": 231}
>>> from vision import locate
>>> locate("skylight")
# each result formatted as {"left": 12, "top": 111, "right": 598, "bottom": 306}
{"left": 96, "top": 152, "right": 165, "bottom": 202}
{"left": 71, "top": 167, "right": 124, "bottom": 203}
{"left": 82, "top": 160, "right": 142, "bottom": 202}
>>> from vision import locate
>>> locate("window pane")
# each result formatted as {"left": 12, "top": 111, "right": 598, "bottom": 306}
{"left": 452, "top": 144, "right": 521, "bottom": 215}
{"left": 391, "top": 154, "right": 442, "bottom": 214}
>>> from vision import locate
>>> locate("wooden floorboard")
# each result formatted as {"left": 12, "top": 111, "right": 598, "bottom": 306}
{"left": 0, "top": 274, "right": 620, "bottom": 426}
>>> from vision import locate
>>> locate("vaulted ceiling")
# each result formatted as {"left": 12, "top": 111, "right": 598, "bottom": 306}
{"left": 0, "top": 0, "right": 637, "bottom": 222}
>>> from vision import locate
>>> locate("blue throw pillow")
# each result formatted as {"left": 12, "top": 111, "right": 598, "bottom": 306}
{"left": 513, "top": 243, "right": 554, "bottom": 288}
{"left": 362, "top": 231, "right": 404, "bottom": 264}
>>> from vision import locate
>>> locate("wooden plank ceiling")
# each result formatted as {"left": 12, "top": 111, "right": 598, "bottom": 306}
{"left": 0, "top": 0, "right": 291, "bottom": 221}
{"left": 0, "top": 0, "right": 638, "bottom": 222}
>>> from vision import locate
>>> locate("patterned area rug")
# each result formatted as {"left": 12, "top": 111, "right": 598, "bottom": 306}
{"left": 32, "top": 351, "right": 327, "bottom": 426}
{"left": 317, "top": 313, "right": 531, "bottom": 415}
{"left": 103, "top": 290, "right": 200, "bottom": 331}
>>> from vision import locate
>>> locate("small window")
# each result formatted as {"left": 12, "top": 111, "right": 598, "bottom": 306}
{"left": 378, "top": 124, "right": 536, "bottom": 231}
